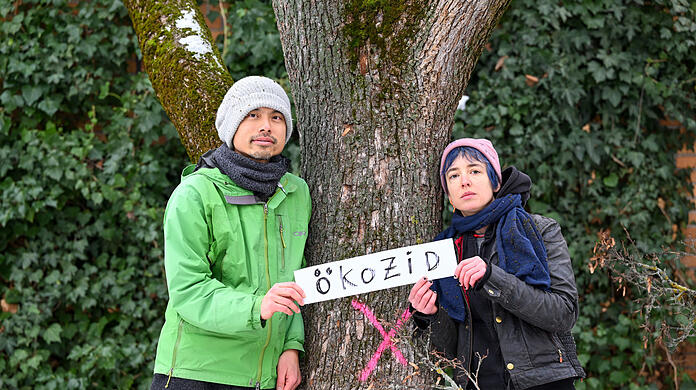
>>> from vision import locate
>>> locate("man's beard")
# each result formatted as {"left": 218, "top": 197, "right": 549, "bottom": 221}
{"left": 248, "top": 150, "right": 272, "bottom": 161}
{"left": 247, "top": 133, "right": 278, "bottom": 161}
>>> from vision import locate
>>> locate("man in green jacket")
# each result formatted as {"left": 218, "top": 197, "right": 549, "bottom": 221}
{"left": 151, "top": 76, "right": 310, "bottom": 390}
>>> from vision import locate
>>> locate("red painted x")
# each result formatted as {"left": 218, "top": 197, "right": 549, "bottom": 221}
{"left": 351, "top": 299, "right": 413, "bottom": 381}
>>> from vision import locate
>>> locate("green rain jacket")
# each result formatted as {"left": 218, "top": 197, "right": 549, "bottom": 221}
{"left": 153, "top": 164, "right": 311, "bottom": 389}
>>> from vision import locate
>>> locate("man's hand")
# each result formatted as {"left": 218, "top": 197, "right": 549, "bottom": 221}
{"left": 260, "top": 282, "right": 306, "bottom": 320}
{"left": 408, "top": 277, "right": 438, "bottom": 315}
{"left": 454, "top": 256, "right": 487, "bottom": 290}
{"left": 276, "top": 349, "right": 301, "bottom": 390}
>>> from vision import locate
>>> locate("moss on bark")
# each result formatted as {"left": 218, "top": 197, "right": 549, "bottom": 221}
{"left": 342, "top": 0, "right": 427, "bottom": 98}
{"left": 343, "top": 0, "right": 426, "bottom": 66}
{"left": 125, "top": 0, "right": 233, "bottom": 162}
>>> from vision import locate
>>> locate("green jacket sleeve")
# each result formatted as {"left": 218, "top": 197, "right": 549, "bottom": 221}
{"left": 163, "top": 181, "right": 264, "bottom": 335}
{"left": 283, "top": 254, "right": 306, "bottom": 352}
{"left": 283, "top": 310, "right": 305, "bottom": 352}
{"left": 284, "top": 186, "right": 310, "bottom": 352}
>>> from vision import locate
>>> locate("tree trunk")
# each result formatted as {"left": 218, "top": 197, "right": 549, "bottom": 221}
{"left": 272, "top": 1, "right": 509, "bottom": 388}
{"left": 124, "top": 0, "right": 231, "bottom": 162}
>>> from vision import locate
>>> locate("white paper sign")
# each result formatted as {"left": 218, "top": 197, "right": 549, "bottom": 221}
{"left": 294, "top": 239, "right": 456, "bottom": 304}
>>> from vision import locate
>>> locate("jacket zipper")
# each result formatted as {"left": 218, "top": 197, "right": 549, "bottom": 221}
{"left": 278, "top": 216, "right": 286, "bottom": 271}
{"left": 463, "top": 289, "right": 473, "bottom": 376}
{"left": 165, "top": 319, "right": 184, "bottom": 388}
{"left": 456, "top": 235, "right": 474, "bottom": 378}
{"left": 549, "top": 334, "right": 564, "bottom": 363}
{"left": 256, "top": 203, "right": 273, "bottom": 389}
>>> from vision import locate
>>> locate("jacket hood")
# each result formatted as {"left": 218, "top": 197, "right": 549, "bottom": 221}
{"left": 496, "top": 166, "right": 531, "bottom": 206}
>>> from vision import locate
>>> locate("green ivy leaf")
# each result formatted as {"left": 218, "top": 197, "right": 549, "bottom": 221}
{"left": 37, "top": 98, "right": 60, "bottom": 116}
{"left": 609, "top": 370, "right": 631, "bottom": 383}
{"left": 43, "top": 323, "right": 62, "bottom": 343}
{"left": 99, "top": 81, "right": 111, "bottom": 99}
{"left": 602, "top": 87, "right": 621, "bottom": 107}
{"left": 21, "top": 86, "right": 42, "bottom": 106}
{"left": 615, "top": 336, "right": 631, "bottom": 350}
{"left": 603, "top": 173, "right": 619, "bottom": 187}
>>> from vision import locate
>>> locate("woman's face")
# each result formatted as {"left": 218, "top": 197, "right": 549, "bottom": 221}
{"left": 445, "top": 155, "right": 498, "bottom": 216}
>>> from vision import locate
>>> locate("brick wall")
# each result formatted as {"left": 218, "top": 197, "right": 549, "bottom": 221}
{"left": 199, "top": 2, "right": 225, "bottom": 42}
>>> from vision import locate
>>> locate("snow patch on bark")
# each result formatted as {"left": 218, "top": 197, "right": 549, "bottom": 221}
{"left": 172, "top": 9, "right": 223, "bottom": 69}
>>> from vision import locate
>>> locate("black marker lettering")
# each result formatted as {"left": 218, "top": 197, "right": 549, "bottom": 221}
{"left": 381, "top": 257, "right": 400, "bottom": 280}
{"left": 361, "top": 268, "right": 376, "bottom": 284}
{"left": 425, "top": 251, "right": 440, "bottom": 271}
{"left": 340, "top": 265, "right": 357, "bottom": 290}
{"left": 407, "top": 251, "right": 413, "bottom": 274}
{"left": 316, "top": 277, "right": 330, "bottom": 295}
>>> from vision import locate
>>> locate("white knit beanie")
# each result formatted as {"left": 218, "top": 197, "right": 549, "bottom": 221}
{"left": 215, "top": 76, "right": 293, "bottom": 148}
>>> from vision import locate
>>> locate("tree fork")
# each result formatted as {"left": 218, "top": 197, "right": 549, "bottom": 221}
{"left": 273, "top": 0, "right": 510, "bottom": 388}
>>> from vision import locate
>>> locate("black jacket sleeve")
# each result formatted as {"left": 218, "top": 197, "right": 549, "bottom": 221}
{"left": 479, "top": 215, "right": 579, "bottom": 333}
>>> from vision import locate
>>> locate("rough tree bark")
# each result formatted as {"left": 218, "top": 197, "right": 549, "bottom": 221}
{"left": 272, "top": 2, "right": 509, "bottom": 388}
{"left": 126, "top": 0, "right": 510, "bottom": 388}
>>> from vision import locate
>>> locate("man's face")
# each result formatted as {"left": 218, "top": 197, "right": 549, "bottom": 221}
{"left": 232, "top": 107, "right": 287, "bottom": 162}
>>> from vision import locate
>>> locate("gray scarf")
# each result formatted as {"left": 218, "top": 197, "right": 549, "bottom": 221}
{"left": 207, "top": 145, "right": 290, "bottom": 201}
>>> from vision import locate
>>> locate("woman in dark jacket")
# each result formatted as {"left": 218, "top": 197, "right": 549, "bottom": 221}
{"left": 408, "top": 138, "right": 585, "bottom": 389}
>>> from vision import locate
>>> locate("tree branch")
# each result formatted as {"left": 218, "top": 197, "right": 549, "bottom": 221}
{"left": 590, "top": 228, "right": 696, "bottom": 350}
{"left": 124, "top": 0, "right": 232, "bottom": 161}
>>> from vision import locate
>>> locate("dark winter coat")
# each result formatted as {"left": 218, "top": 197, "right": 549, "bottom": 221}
{"left": 415, "top": 214, "right": 586, "bottom": 389}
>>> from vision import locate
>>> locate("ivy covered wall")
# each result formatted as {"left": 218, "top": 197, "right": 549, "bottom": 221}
{"left": 458, "top": 0, "right": 696, "bottom": 388}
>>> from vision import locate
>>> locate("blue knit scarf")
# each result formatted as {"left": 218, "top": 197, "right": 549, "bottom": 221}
{"left": 432, "top": 192, "right": 551, "bottom": 322}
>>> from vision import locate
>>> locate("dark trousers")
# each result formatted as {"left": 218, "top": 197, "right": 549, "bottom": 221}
{"left": 150, "top": 374, "right": 259, "bottom": 390}
{"left": 527, "top": 378, "right": 575, "bottom": 390}
{"left": 466, "top": 377, "right": 575, "bottom": 390}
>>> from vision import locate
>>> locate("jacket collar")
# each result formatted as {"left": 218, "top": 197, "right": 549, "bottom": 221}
{"left": 181, "top": 164, "right": 298, "bottom": 208}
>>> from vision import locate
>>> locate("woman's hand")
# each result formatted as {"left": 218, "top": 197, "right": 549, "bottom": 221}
{"left": 454, "top": 256, "right": 487, "bottom": 290}
{"left": 408, "top": 277, "right": 438, "bottom": 315}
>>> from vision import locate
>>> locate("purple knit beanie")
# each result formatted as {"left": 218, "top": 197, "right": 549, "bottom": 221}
{"left": 439, "top": 138, "right": 502, "bottom": 194}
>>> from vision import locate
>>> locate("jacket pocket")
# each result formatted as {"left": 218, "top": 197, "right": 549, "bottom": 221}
{"left": 549, "top": 333, "right": 565, "bottom": 363}
{"left": 275, "top": 212, "right": 308, "bottom": 280}
{"left": 182, "top": 319, "right": 255, "bottom": 339}
{"left": 520, "top": 324, "right": 562, "bottom": 367}
{"left": 277, "top": 215, "right": 286, "bottom": 273}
